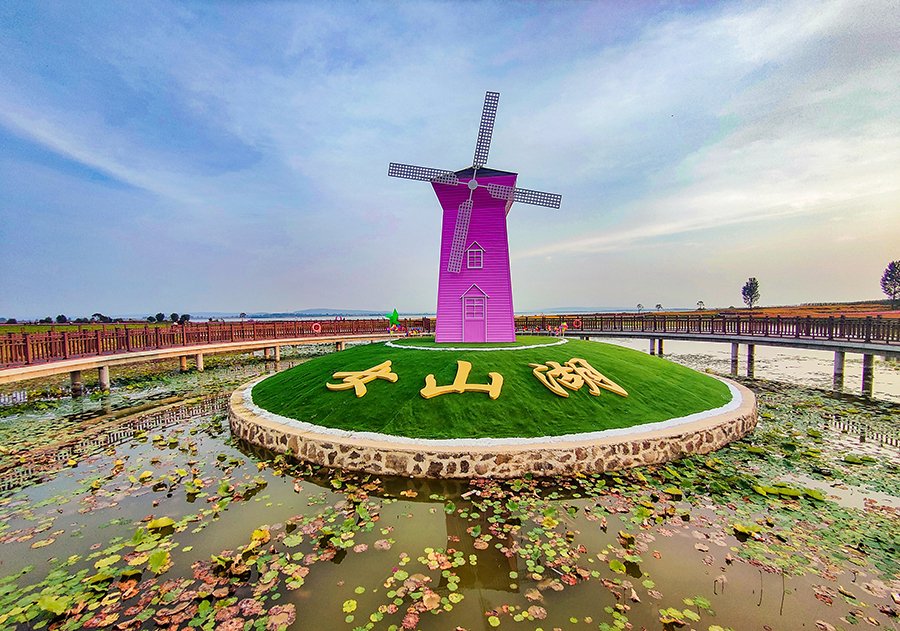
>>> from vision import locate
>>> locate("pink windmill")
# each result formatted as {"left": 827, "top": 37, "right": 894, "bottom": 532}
{"left": 389, "top": 91, "right": 561, "bottom": 343}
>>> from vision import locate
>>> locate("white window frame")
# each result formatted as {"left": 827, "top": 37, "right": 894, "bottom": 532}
{"left": 464, "top": 296, "right": 485, "bottom": 319}
{"left": 466, "top": 245, "right": 484, "bottom": 269}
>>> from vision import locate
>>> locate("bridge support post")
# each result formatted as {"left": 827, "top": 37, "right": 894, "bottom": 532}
{"left": 335, "top": 341, "right": 345, "bottom": 352}
{"left": 730, "top": 343, "right": 739, "bottom": 376}
{"left": 649, "top": 339, "right": 655, "bottom": 355}
{"left": 264, "top": 348, "right": 271, "bottom": 359}
{"left": 657, "top": 339, "right": 664, "bottom": 356}
{"left": 70, "top": 370, "right": 83, "bottom": 396}
{"left": 98, "top": 366, "right": 110, "bottom": 392}
{"left": 862, "top": 354, "right": 874, "bottom": 397}
{"left": 833, "top": 351, "right": 845, "bottom": 391}
{"left": 195, "top": 353, "right": 204, "bottom": 372}
{"left": 180, "top": 356, "right": 188, "bottom": 372}
{"left": 273, "top": 346, "right": 281, "bottom": 362}
{"left": 746, "top": 344, "right": 755, "bottom": 379}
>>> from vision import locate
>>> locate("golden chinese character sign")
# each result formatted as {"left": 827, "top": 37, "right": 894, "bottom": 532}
{"left": 420, "top": 360, "right": 502, "bottom": 399}
{"left": 529, "top": 358, "right": 627, "bottom": 398}
{"left": 325, "top": 360, "right": 399, "bottom": 397}
{"left": 324, "top": 357, "right": 626, "bottom": 402}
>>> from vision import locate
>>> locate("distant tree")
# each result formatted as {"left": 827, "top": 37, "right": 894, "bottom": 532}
{"left": 40, "top": 317, "right": 52, "bottom": 324}
{"left": 696, "top": 300, "right": 705, "bottom": 311}
{"left": 882, "top": 261, "right": 900, "bottom": 310}
{"left": 742, "top": 277, "right": 760, "bottom": 310}
{"left": 155, "top": 312, "right": 166, "bottom": 323}
{"left": 655, "top": 303, "right": 663, "bottom": 311}
{"left": 179, "top": 313, "right": 191, "bottom": 324}
{"left": 55, "top": 314, "right": 68, "bottom": 323}
{"left": 239, "top": 312, "right": 247, "bottom": 321}
{"left": 636, "top": 303, "right": 644, "bottom": 313}
{"left": 6, "top": 318, "right": 16, "bottom": 324}
{"left": 170, "top": 313, "right": 179, "bottom": 323}
{"left": 147, "top": 316, "right": 156, "bottom": 323}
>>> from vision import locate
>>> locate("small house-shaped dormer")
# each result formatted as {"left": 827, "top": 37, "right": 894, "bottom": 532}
{"left": 466, "top": 242, "right": 484, "bottom": 269}
{"left": 460, "top": 284, "right": 488, "bottom": 343}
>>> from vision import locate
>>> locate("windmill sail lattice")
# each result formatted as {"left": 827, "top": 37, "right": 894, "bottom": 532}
{"left": 387, "top": 163, "right": 458, "bottom": 186}
{"left": 473, "top": 91, "right": 499, "bottom": 168}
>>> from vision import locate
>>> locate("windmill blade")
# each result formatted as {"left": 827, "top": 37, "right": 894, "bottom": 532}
{"left": 485, "top": 183, "right": 514, "bottom": 201}
{"left": 472, "top": 91, "right": 500, "bottom": 168}
{"left": 484, "top": 182, "right": 561, "bottom": 209}
{"left": 447, "top": 199, "right": 473, "bottom": 273}
{"left": 388, "top": 163, "right": 458, "bottom": 186}
{"left": 513, "top": 187, "right": 562, "bottom": 209}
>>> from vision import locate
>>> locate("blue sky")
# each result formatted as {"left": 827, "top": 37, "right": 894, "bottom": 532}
{"left": 1, "top": 0, "right": 898, "bottom": 319}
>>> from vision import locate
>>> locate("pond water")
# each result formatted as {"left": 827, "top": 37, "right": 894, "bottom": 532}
{"left": 1, "top": 344, "right": 899, "bottom": 631}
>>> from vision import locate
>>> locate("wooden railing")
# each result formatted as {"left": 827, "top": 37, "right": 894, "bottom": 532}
{"left": 3, "top": 314, "right": 898, "bottom": 369}
{"left": 514, "top": 313, "right": 900, "bottom": 346}
{"left": 0, "top": 318, "right": 433, "bottom": 368}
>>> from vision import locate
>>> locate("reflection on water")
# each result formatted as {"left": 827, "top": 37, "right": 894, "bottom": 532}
{"left": 778, "top": 472, "right": 900, "bottom": 510}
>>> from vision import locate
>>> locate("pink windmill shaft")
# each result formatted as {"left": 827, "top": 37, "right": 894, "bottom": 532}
{"left": 388, "top": 91, "right": 561, "bottom": 343}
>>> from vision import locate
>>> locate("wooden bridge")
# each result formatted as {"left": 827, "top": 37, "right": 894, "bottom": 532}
{"left": 1, "top": 314, "right": 898, "bottom": 396}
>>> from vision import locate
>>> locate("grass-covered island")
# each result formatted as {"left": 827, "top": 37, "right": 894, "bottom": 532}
{"left": 250, "top": 337, "right": 733, "bottom": 440}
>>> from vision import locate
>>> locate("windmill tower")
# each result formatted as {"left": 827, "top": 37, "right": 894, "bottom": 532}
{"left": 389, "top": 92, "right": 561, "bottom": 343}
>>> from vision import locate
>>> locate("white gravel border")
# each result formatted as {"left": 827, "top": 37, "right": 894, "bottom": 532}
{"left": 243, "top": 375, "right": 742, "bottom": 447}
{"left": 385, "top": 338, "right": 568, "bottom": 351}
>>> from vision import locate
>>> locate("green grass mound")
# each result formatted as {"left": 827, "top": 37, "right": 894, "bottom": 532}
{"left": 251, "top": 338, "right": 732, "bottom": 440}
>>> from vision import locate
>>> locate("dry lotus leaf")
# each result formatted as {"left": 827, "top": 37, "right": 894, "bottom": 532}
{"left": 524, "top": 588, "right": 543, "bottom": 602}
{"left": 422, "top": 590, "right": 441, "bottom": 610}
{"left": 266, "top": 604, "right": 296, "bottom": 631}
{"left": 403, "top": 573, "right": 428, "bottom": 590}
{"left": 217, "top": 619, "right": 246, "bottom": 631}
{"left": 527, "top": 605, "right": 547, "bottom": 619}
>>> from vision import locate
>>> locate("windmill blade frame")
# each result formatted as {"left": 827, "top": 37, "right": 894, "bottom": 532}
{"left": 485, "top": 182, "right": 561, "bottom": 209}
{"left": 472, "top": 91, "right": 500, "bottom": 168}
{"left": 513, "top": 187, "right": 562, "bottom": 209}
{"left": 485, "top": 183, "right": 515, "bottom": 202}
{"left": 388, "top": 163, "right": 459, "bottom": 186}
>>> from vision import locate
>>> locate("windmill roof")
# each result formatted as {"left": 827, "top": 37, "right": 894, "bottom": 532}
{"left": 454, "top": 167, "right": 517, "bottom": 178}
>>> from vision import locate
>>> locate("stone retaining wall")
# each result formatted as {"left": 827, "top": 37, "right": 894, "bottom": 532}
{"left": 228, "top": 379, "right": 757, "bottom": 478}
